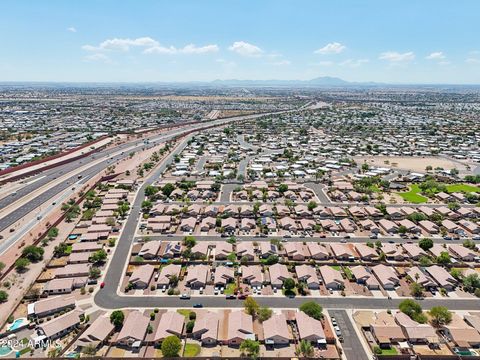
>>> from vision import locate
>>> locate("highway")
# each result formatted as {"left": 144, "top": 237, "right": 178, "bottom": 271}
{"left": 0, "top": 112, "right": 278, "bottom": 234}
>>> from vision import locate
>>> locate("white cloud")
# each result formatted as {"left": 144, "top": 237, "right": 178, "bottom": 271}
{"left": 228, "top": 41, "right": 263, "bottom": 57}
{"left": 269, "top": 60, "right": 291, "bottom": 66}
{"left": 314, "top": 42, "right": 346, "bottom": 54}
{"left": 379, "top": 51, "right": 415, "bottom": 62}
{"left": 426, "top": 51, "right": 445, "bottom": 60}
{"left": 67, "top": 27, "right": 77, "bottom": 33}
{"left": 466, "top": 57, "right": 480, "bottom": 64}
{"left": 83, "top": 53, "right": 111, "bottom": 63}
{"left": 310, "top": 60, "right": 335, "bottom": 67}
{"left": 339, "top": 58, "right": 369, "bottom": 68}
{"left": 82, "top": 37, "right": 218, "bottom": 55}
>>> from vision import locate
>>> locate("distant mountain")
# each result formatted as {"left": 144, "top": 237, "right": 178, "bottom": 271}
{"left": 210, "top": 76, "right": 382, "bottom": 87}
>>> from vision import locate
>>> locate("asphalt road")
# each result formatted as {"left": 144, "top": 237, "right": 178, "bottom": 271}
{"left": 329, "top": 310, "right": 369, "bottom": 360}
{"left": 0, "top": 112, "right": 279, "bottom": 233}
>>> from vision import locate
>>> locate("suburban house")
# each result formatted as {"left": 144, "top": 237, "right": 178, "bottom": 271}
{"left": 157, "top": 264, "right": 181, "bottom": 288}
{"left": 295, "top": 311, "right": 326, "bottom": 346}
{"left": 116, "top": 311, "right": 150, "bottom": 347}
{"left": 307, "top": 242, "right": 330, "bottom": 260}
{"left": 269, "top": 263, "right": 290, "bottom": 289}
{"left": 394, "top": 312, "right": 438, "bottom": 344}
{"left": 185, "top": 265, "right": 209, "bottom": 289}
{"left": 226, "top": 311, "right": 254, "bottom": 346}
{"left": 129, "top": 264, "right": 155, "bottom": 289}
{"left": 372, "top": 264, "right": 400, "bottom": 290}
{"left": 36, "top": 310, "right": 84, "bottom": 341}
{"left": 76, "top": 315, "right": 115, "bottom": 349}
{"left": 425, "top": 265, "right": 458, "bottom": 291}
{"left": 263, "top": 313, "right": 292, "bottom": 346}
{"left": 28, "top": 296, "right": 75, "bottom": 318}
{"left": 295, "top": 265, "right": 320, "bottom": 289}
{"left": 214, "top": 266, "right": 235, "bottom": 287}
{"left": 192, "top": 311, "right": 219, "bottom": 345}
{"left": 351, "top": 266, "right": 380, "bottom": 290}
{"left": 153, "top": 311, "right": 185, "bottom": 342}
{"left": 319, "top": 265, "right": 344, "bottom": 290}
{"left": 241, "top": 265, "right": 264, "bottom": 288}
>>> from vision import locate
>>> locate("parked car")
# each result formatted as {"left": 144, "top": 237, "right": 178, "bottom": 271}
{"left": 180, "top": 294, "right": 191, "bottom": 300}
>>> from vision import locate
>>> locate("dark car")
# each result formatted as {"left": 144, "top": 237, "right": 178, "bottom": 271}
{"left": 193, "top": 303, "right": 203, "bottom": 308}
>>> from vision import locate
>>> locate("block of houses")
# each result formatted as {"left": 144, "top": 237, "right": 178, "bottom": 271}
{"left": 153, "top": 311, "right": 185, "bottom": 342}
{"left": 43, "top": 278, "right": 86, "bottom": 295}
{"left": 54, "top": 264, "right": 90, "bottom": 278}
{"left": 372, "top": 264, "right": 399, "bottom": 290}
{"left": 458, "top": 220, "right": 480, "bottom": 234}
{"left": 319, "top": 265, "right": 344, "bottom": 290}
{"left": 442, "top": 219, "right": 462, "bottom": 234}
{"left": 263, "top": 313, "right": 292, "bottom": 345}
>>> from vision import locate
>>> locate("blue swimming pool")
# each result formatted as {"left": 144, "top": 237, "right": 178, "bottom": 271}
{"left": 7, "top": 318, "right": 28, "bottom": 332}
{"left": 0, "top": 345, "right": 12, "bottom": 357}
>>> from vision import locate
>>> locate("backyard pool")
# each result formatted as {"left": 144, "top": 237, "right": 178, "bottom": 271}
{"left": 0, "top": 345, "right": 13, "bottom": 357}
{"left": 7, "top": 318, "right": 28, "bottom": 332}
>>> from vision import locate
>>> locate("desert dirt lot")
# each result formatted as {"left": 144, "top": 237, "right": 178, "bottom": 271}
{"left": 355, "top": 156, "right": 471, "bottom": 173}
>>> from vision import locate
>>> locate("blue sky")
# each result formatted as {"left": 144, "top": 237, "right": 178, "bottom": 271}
{"left": 1, "top": 0, "right": 480, "bottom": 83}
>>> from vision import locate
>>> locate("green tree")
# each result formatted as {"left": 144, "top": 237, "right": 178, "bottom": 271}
{"left": 89, "top": 267, "right": 101, "bottom": 279}
{"left": 436, "top": 251, "right": 451, "bottom": 265}
{"left": 278, "top": 184, "right": 288, "bottom": 194}
{"left": 54, "top": 243, "right": 69, "bottom": 257}
{"left": 183, "top": 236, "right": 196, "bottom": 248}
{"left": 429, "top": 306, "right": 452, "bottom": 327}
{"left": 15, "top": 258, "right": 30, "bottom": 271}
{"left": 110, "top": 310, "right": 125, "bottom": 328}
{"left": 22, "top": 246, "right": 44, "bottom": 262}
{"left": 144, "top": 185, "right": 158, "bottom": 197}
{"left": 410, "top": 282, "right": 424, "bottom": 298}
{"left": 258, "top": 307, "right": 273, "bottom": 322}
{"left": 161, "top": 335, "right": 182, "bottom": 357}
{"left": 463, "top": 274, "right": 480, "bottom": 293}
{"left": 239, "top": 339, "right": 260, "bottom": 359}
{"left": 307, "top": 200, "right": 317, "bottom": 211}
{"left": 162, "top": 183, "right": 175, "bottom": 198}
{"left": 299, "top": 301, "right": 323, "bottom": 320}
{"left": 89, "top": 249, "right": 107, "bottom": 264}
{"left": 419, "top": 238, "right": 433, "bottom": 251}
{"left": 297, "top": 339, "right": 314, "bottom": 357}
{"left": 399, "top": 299, "right": 427, "bottom": 323}
{"left": 244, "top": 297, "right": 260, "bottom": 317}
{"left": 0, "top": 290, "right": 8, "bottom": 302}
{"left": 283, "top": 278, "right": 295, "bottom": 292}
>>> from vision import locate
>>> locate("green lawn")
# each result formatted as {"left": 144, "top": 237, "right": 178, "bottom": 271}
{"left": 177, "top": 309, "right": 192, "bottom": 318}
{"left": 446, "top": 184, "right": 480, "bottom": 193}
{"left": 380, "top": 348, "right": 398, "bottom": 355}
{"left": 343, "top": 267, "right": 353, "bottom": 280}
{"left": 224, "top": 283, "right": 236, "bottom": 295}
{"left": 397, "top": 184, "right": 428, "bottom": 204}
{"left": 183, "top": 343, "right": 201, "bottom": 357}
{"left": 331, "top": 265, "right": 341, "bottom": 271}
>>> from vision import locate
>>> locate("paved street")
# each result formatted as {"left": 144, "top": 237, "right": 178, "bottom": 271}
{"left": 329, "top": 310, "right": 369, "bottom": 360}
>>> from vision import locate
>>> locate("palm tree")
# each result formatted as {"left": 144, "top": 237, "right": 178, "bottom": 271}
{"left": 297, "top": 339, "right": 314, "bottom": 357}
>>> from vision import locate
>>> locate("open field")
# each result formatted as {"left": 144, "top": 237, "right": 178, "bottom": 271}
{"left": 356, "top": 156, "right": 470, "bottom": 173}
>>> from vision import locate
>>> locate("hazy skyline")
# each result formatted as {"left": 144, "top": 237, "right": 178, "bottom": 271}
{"left": 1, "top": 0, "right": 480, "bottom": 84}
